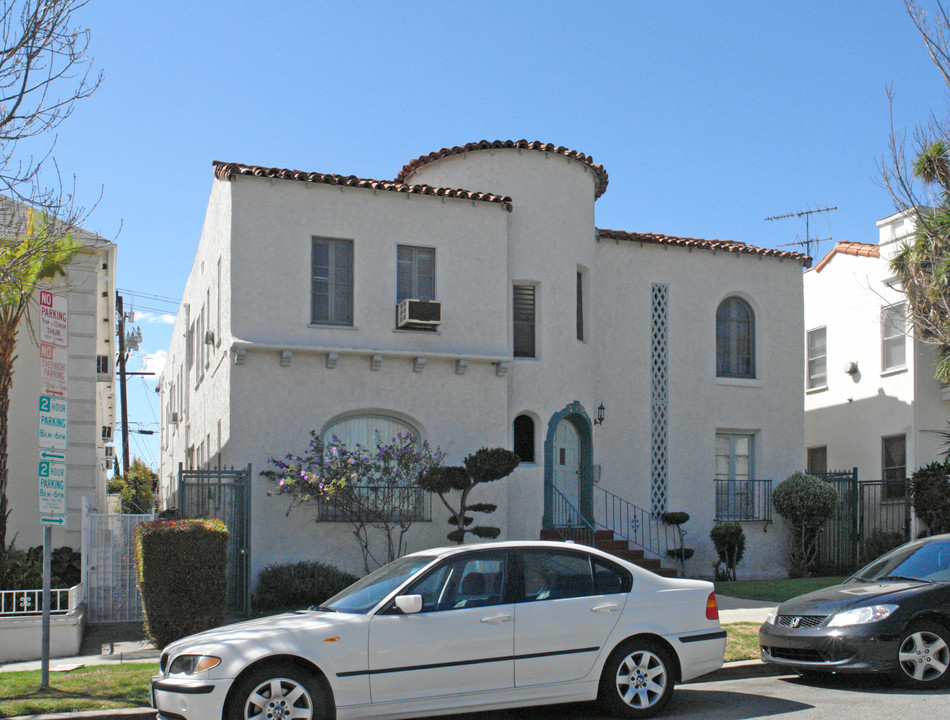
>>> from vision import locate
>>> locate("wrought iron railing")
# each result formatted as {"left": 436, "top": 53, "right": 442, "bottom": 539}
{"left": 594, "top": 486, "right": 677, "bottom": 559}
{"left": 316, "top": 485, "right": 431, "bottom": 522}
{"left": 546, "top": 484, "right": 596, "bottom": 546}
{"left": 0, "top": 585, "right": 79, "bottom": 616}
{"left": 714, "top": 478, "right": 773, "bottom": 522}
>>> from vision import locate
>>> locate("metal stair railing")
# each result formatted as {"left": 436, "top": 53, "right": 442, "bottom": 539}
{"left": 546, "top": 483, "right": 596, "bottom": 547}
{"left": 594, "top": 485, "right": 675, "bottom": 560}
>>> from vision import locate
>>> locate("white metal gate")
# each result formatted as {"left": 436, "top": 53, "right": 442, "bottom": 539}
{"left": 81, "top": 499, "right": 152, "bottom": 622}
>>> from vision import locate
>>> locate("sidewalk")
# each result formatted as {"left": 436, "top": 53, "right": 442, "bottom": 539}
{"left": 0, "top": 622, "right": 159, "bottom": 674}
{"left": 717, "top": 593, "right": 777, "bottom": 624}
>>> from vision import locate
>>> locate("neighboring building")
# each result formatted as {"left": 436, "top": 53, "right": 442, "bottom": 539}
{"left": 159, "top": 140, "right": 808, "bottom": 584}
{"left": 804, "top": 209, "right": 944, "bottom": 541}
{"left": 6, "top": 197, "right": 117, "bottom": 552}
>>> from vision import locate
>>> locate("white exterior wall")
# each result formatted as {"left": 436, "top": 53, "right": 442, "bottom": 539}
{"left": 7, "top": 241, "right": 116, "bottom": 551}
{"left": 162, "top": 147, "right": 806, "bottom": 585}
{"left": 593, "top": 241, "right": 803, "bottom": 578}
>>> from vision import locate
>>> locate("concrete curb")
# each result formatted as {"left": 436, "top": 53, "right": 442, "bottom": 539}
{"left": 3, "top": 709, "right": 156, "bottom": 720}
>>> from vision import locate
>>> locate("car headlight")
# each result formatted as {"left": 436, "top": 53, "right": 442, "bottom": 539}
{"left": 168, "top": 655, "right": 221, "bottom": 675}
{"left": 827, "top": 604, "right": 898, "bottom": 627}
{"left": 763, "top": 608, "right": 777, "bottom": 625}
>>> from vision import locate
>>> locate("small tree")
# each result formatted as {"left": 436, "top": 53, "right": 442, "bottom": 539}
{"left": 710, "top": 522, "right": 746, "bottom": 581}
{"left": 772, "top": 472, "right": 839, "bottom": 577}
{"left": 909, "top": 460, "right": 950, "bottom": 535}
{"left": 107, "top": 457, "right": 157, "bottom": 514}
{"left": 262, "top": 431, "right": 444, "bottom": 572}
{"left": 419, "top": 447, "right": 519, "bottom": 544}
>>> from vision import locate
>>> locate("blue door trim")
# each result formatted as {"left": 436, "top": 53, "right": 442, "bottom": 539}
{"left": 543, "top": 402, "right": 594, "bottom": 528}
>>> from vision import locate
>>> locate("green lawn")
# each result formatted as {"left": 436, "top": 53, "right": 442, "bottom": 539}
{"left": 0, "top": 662, "right": 157, "bottom": 718}
{"left": 715, "top": 576, "right": 848, "bottom": 603}
{"left": 723, "top": 622, "right": 760, "bottom": 663}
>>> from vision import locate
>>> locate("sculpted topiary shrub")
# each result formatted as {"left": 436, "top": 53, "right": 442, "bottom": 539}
{"left": 135, "top": 519, "right": 228, "bottom": 648}
{"left": 772, "top": 472, "right": 839, "bottom": 577}
{"left": 252, "top": 560, "right": 358, "bottom": 614}
{"left": 710, "top": 522, "right": 746, "bottom": 581}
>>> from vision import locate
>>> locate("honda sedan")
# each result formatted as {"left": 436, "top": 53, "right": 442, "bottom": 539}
{"left": 759, "top": 533, "right": 950, "bottom": 687}
{"left": 151, "top": 540, "right": 724, "bottom": 719}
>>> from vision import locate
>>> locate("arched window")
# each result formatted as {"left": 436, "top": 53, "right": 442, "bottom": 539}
{"left": 716, "top": 297, "right": 755, "bottom": 378}
{"left": 322, "top": 414, "right": 418, "bottom": 450}
{"left": 513, "top": 414, "right": 535, "bottom": 463}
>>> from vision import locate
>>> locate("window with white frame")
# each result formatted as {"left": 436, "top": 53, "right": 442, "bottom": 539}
{"left": 715, "top": 432, "right": 758, "bottom": 520}
{"left": 396, "top": 245, "right": 435, "bottom": 304}
{"left": 806, "top": 446, "right": 827, "bottom": 475}
{"left": 806, "top": 327, "right": 827, "bottom": 390}
{"left": 716, "top": 296, "right": 755, "bottom": 378}
{"left": 881, "top": 303, "right": 906, "bottom": 372}
{"left": 312, "top": 237, "right": 354, "bottom": 326}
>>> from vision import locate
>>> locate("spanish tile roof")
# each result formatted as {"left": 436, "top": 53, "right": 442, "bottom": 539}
{"left": 212, "top": 161, "right": 513, "bottom": 211}
{"left": 597, "top": 228, "right": 812, "bottom": 266}
{"left": 811, "top": 241, "right": 880, "bottom": 272}
{"left": 395, "top": 140, "right": 609, "bottom": 200}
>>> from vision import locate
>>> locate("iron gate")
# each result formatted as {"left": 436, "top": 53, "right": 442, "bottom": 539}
{"left": 178, "top": 464, "right": 251, "bottom": 617}
{"left": 81, "top": 500, "right": 153, "bottom": 622}
{"left": 814, "top": 469, "right": 858, "bottom": 573}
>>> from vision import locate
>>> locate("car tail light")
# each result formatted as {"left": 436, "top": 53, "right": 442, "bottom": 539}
{"left": 706, "top": 592, "right": 719, "bottom": 620}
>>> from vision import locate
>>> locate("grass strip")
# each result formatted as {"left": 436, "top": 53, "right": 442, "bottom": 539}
{"left": 715, "top": 576, "right": 848, "bottom": 603}
{"left": 0, "top": 662, "right": 157, "bottom": 718}
{"left": 723, "top": 622, "right": 761, "bottom": 663}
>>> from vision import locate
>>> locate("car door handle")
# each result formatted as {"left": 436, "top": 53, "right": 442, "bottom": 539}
{"left": 480, "top": 614, "right": 512, "bottom": 624}
{"left": 592, "top": 603, "right": 621, "bottom": 613}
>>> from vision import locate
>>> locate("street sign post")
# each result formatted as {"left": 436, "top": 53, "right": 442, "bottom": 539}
{"left": 37, "top": 290, "right": 66, "bottom": 689}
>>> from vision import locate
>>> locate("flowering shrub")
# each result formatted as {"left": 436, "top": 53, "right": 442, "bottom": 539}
{"left": 262, "top": 431, "right": 444, "bottom": 571}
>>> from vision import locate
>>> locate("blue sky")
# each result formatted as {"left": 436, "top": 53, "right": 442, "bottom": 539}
{"left": 43, "top": 1, "right": 944, "bottom": 470}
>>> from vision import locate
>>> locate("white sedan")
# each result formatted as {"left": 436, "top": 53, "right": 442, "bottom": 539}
{"left": 151, "top": 540, "right": 725, "bottom": 719}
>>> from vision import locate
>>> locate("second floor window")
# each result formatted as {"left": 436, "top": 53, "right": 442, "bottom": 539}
{"left": 806, "top": 327, "right": 827, "bottom": 390}
{"left": 312, "top": 237, "right": 353, "bottom": 326}
{"left": 881, "top": 303, "right": 906, "bottom": 372}
{"left": 397, "top": 245, "right": 435, "bottom": 303}
{"left": 716, "top": 296, "right": 755, "bottom": 378}
{"left": 513, "top": 284, "right": 536, "bottom": 358}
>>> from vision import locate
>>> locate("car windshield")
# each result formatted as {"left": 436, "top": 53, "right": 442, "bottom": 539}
{"left": 850, "top": 538, "right": 950, "bottom": 583}
{"left": 319, "top": 554, "right": 438, "bottom": 614}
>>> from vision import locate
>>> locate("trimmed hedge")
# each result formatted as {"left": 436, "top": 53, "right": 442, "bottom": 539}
{"left": 910, "top": 461, "right": 950, "bottom": 536}
{"left": 252, "top": 560, "right": 358, "bottom": 613}
{"left": 135, "top": 519, "right": 228, "bottom": 649}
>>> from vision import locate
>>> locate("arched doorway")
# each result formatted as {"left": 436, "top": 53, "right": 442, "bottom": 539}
{"left": 543, "top": 402, "right": 594, "bottom": 529}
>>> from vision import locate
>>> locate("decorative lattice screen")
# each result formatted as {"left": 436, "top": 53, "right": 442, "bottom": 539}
{"left": 651, "top": 283, "right": 669, "bottom": 514}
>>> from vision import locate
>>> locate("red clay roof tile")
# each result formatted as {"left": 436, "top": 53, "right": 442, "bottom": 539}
{"left": 811, "top": 241, "right": 880, "bottom": 272}
{"left": 597, "top": 228, "right": 811, "bottom": 265}
{"left": 212, "top": 160, "right": 513, "bottom": 211}
{"left": 395, "top": 140, "right": 609, "bottom": 199}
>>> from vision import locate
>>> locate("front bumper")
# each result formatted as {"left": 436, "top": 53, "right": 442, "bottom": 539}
{"left": 151, "top": 672, "right": 231, "bottom": 719}
{"left": 758, "top": 620, "right": 901, "bottom": 674}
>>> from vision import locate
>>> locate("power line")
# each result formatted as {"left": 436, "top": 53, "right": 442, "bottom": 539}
{"left": 117, "top": 288, "right": 181, "bottom": 305}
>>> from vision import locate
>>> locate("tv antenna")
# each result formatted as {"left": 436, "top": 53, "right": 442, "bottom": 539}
{"left": 764, "top": 205, "right": 837, "bottom": 259}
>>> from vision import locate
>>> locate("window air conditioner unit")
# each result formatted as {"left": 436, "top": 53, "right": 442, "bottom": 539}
{"left": 397, "top": 299, "right": 442, "bottom": 329}
{"left": 104, "top": 445, "right": 115, "bottom": 459}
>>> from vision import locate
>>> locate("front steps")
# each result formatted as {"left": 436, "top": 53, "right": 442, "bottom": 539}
{"left": 541, "top": 528, "right": 678, "bottom": 577}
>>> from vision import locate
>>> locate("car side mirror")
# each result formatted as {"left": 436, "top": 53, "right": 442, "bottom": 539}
{"left": 394, "top": 594, "right": 423, "bottom": 614}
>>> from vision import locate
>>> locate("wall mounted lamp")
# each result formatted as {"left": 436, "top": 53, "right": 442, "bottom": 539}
{"left": 593, "top": 402, "right": 606, "bottom": 426}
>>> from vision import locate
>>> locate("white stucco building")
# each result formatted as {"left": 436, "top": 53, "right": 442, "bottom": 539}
{"left": 159, "top": 140, "right": 808, "bottom": 586}
{"left": 6, "top": 198, "right": 116, "bottom": 553}
{"left": 804, "top": 209, "right": 943, "bottom": 542}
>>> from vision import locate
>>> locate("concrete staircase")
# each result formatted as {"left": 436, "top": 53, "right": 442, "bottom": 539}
{"left": 541, "top": 528, "right": 678, "bottom": 578}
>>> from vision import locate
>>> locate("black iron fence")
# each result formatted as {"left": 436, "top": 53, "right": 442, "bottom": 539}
{"left": 594, "top": 486, "right": 677, "bottom": 558}
{"left": 315, "top": 485, "right": 431, "bottom": 522}
{"left": 713, "top": 478, "right": 773, "bottom": 523}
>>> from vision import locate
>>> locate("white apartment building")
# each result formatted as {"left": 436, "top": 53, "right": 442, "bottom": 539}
{"left": 6, "top": 197, "right": 116, "bottom": 552}
{"left": 804, "top": 209, "right": 945, "bottom": 540}
{"left": 160, "top": 140, "right": 809, "bottom": 584}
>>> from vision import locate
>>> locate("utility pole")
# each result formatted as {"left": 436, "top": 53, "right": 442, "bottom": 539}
{"left": 116, "top": 294, "right": 142, "bottom": 478}
{"left": 116, "top": 294, "right": 130, "bottom": 478}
